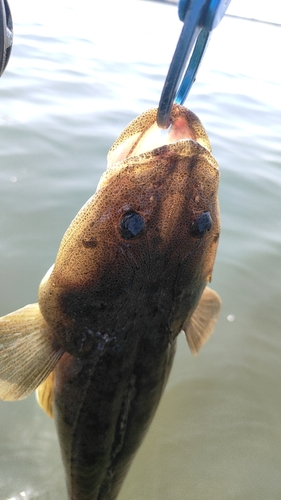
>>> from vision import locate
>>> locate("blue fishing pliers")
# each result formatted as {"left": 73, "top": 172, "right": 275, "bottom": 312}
{"left": 157, "top": 0, "right": 231, "bottom": 128}
{"left": 0, "top": 0, "right": 229, "bottom": 104}
{"left": 0, "top": 0, "right": 13, "bottom": 77}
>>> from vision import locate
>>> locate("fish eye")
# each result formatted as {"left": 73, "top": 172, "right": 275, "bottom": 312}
{"left": 190, "top": 211, "right": 212, "bottom": 238}
{"left": 120, "top": 211, "right": 146, "bottom": 240}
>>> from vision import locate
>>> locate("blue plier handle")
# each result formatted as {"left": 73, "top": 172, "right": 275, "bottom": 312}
{"left": 157, "top": 0, "right": 231, "bottom": 128}
{"left": 0, "top": 0, "right": 13, "bottom": 77}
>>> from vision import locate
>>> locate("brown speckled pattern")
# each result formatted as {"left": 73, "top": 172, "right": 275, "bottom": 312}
{"left": 36, "top": 104, "right": 220, "bottom": 499}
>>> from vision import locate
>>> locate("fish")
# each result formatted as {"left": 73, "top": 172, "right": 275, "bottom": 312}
{"left": 0, "top": 104, "right": 221, "bottom": 500}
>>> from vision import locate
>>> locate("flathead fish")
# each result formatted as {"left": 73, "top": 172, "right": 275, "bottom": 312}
{"left": 0, "top": 104, "right": 221, "bottom": 500}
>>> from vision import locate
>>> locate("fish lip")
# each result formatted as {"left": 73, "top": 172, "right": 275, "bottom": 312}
{"left": 107, "top": 105, "right": 213, "bottom": 167}
{"left": 98, "top": 136, "right": 219, "bottom": 193}
{"left": 116, "top": 137, "right": 219, "bottom": 171}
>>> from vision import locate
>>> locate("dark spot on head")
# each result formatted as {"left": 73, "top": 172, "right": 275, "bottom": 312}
{"left": 190, "top": 211, "right": 212, "bottom": 238}
{"left": 82, "top": 237, "right": 97, "bottom": 249}
{"left": 120, "top": 211, "right": 146, "bottom": 240}
{"left": 188, "top": 157, "right": 197, "bottom": 171}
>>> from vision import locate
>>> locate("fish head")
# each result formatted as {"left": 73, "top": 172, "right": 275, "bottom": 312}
{"left": 38, "top": 105, "right": 220, "bottom": 356}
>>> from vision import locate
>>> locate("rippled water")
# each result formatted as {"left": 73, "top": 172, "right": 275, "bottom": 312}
{"left": 0, "top": 0, "right": 280, "bottom": 499}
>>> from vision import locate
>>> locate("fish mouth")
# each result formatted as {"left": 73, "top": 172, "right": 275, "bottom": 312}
{"left": 124, "top": 114, "right": 196, "bottom": 159}
{"left": 107, "top": 104, "right": 212, "bottom": 167}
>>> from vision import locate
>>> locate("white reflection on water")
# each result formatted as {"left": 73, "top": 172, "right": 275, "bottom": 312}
{"left": 227, "top": 314, "right": 235, "bottom": 322}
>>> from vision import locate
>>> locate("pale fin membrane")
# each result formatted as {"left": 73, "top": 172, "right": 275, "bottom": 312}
{"left": 183, "top": 287, "right": 221, "bottom": 355}
{"left": 0, "top": 303, "right": 63, "bottom": 400}
{"left": 36, "top": 370, "right": 54, "bottom": 418}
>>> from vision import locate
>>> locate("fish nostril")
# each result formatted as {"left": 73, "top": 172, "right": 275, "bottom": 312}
{"left": 190, "top": 211, "right": 212, "bottom": 238}
{"left": 120, "top": 211, "right": 146, "bottom": 240}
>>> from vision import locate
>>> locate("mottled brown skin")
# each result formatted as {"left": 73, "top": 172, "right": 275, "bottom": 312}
{"left": 38, "top": 105, "right": 220, "bottom": 499}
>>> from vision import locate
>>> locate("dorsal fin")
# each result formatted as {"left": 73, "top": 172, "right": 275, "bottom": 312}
{"left": 0, "top": 303, "right": 63, "bottom": 400}
{"left": 183, "top": 286, "right": 221, "bottom": 355}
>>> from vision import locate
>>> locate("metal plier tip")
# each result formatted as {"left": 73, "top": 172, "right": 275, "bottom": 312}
{"left": 157, "top": 0, "right": 231, "bottom": 129}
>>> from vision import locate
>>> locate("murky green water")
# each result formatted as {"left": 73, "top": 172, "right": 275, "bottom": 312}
{"left": 0, "top": 0, "right": 280, "bottom": 499}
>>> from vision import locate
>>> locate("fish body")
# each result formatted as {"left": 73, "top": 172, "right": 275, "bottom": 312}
{"left": 0, "top": 105, "right": 220, "bottom": 499}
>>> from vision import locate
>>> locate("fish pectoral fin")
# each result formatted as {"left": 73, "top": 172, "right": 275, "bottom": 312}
{"left": 0, "top": 303, "right": 63, "bottom": 401}
{"left": 183, "top": 286, "right": 221, "bottom": 355}
{"left": 36, "top": 371, "right": 54, "bottom": 418}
